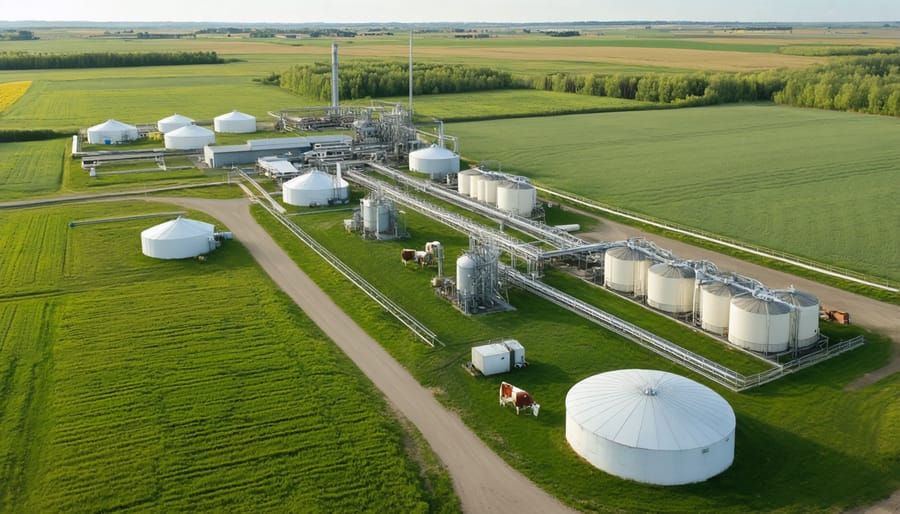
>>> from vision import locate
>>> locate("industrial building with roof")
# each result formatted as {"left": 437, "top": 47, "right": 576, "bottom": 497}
{"left": 565, "top": 369, "right": 736, "bottom": 486}
{"left": 203, "top": 135, "right": 352, "bottom": 168}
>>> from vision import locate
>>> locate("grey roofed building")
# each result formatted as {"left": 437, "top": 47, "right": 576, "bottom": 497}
{"left": 204, "top": 135, "right": 352, "bottom": 168}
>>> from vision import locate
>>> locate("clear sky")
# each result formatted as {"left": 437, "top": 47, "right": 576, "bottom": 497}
{"left": 3, "top": 0, "right": 900, "bottom": 24}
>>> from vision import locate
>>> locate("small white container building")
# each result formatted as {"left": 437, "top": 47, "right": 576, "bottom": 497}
{"left": 471, "top": 343, "right": 511, "bottom": 376}
{"left": 157, "top": 113, "right": 194, "bottom": 134}
{"left": 141, "top": 217, "right": 215, "bottom": 260}
{"left": 87, "top": 119, "right": 139, "bottom": 144}
{"left": 164, "top": 124, "right": 215, "bottom": 150}
{"left": 566, "top": 369, "right": 735, "bottom": 486}
{"left": 214, "top": 110, "right": 256, "bottom": 133}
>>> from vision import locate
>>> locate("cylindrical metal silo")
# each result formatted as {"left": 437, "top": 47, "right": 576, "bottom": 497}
{"left": 699, "top": 281, "right": 742, "bottom": 336}
{"left": 457, "top": 169, "right": 481, "bottom": 197}
{"left": 482, "top": 175, "right": 501, "bottom": 205}
{"left": 456, "top": 253, "right": 478, "bottom": 301}
{"left": 647, "top": 262, "right": 696, "bottom": 314}
{"left": 468, "top": 173, "right": 484, "bottom": 199}
{"left": 361, "top": 198, "right": 378, "bottom": 231}
{"left": 496, "top": 181, "right": 536, "bottom": 217}
{"left": 604, "top": 246, "right": 653, "bottom": 296}
{"left": 773, "top": 289, "right": 820, "bottom": 349}
{"left": 728, "top": 293, "right": 791, "bottom": 353}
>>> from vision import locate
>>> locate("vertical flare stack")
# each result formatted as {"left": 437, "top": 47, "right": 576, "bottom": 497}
{"left": 331, "top": 42, "right": 339, "bottom": 110}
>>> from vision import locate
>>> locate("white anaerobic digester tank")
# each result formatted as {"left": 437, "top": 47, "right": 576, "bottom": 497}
{"left": 164, "top": 124, "right": 215, "bottom": 150}
{"left": 282, "top": 168, "right": 349, "bottom": 207}
{"left": 565, "top": 369, "right": 735, "bottom": 486}
{"left": 157, "top": 113, "right": 194, "bottom": 134}
{"left": 457, "top": 168, "right": 481, "bottom": 197}
{"left": 773, "top": 289, "right": 820, "bottom": 349}
{"left": 646, "top": 262, "right": 696, "bottom": 314}
{"left": 408, "top": 144, "right": 460, "bottom": 179}
{"left": 699, "top": 280, "right": 743, "bottom": 336}
{"left": 728, "top": 293, "right": 791, "bottom": 353}
{"left": 604, "top": 246, "right": 654, "bottom": 296}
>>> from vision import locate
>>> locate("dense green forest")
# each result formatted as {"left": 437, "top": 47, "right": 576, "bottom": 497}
{"left": 277, "top": 62, "right": 518, "bottom": 100}
{"left": 270, "top": 53, "right": 900, "bottom": 116}
{"left": 0, "top": 51, "right": 223, "bottom": 70}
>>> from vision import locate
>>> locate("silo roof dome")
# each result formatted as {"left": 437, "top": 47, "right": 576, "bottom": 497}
{"left": 284, "top": 169, "right": 344, "bottom": 190}
{"left": 158, "top": 113, "right": 194, "bottom": 124}
{"left": 566, "top": 369, "right": 735, "bottom": 451}
{"left": 142, "top": 217, "right": 214, "bottom": 240}
{"left": 216, "top": 110, "right": 255, "bottom": 120}
{"left": 167, "top": 124, "right": 214, "bottom": 137}
{"left": 90, "top": 119, "right": 137, "bottom": 131}
{"left": 411, "top": 144, "right": 457, "bottom": 159}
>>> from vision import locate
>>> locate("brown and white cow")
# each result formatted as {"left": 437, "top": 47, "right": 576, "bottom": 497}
{"left": 499, "top": 381, "right": 540, "bottom": 417}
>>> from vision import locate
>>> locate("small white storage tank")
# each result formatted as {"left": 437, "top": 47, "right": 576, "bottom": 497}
{"left": 87, "top": 119, "right": 139, "bottom": 144}
{"left": 141, "top": 217, "right": 215, "bottom": 260}
{"left": 456, "top": 253, "right": 478, "bottom": 301}
{"left": 699, "top": 281, "right": 742, "bottom": 336}
{"left": 604, "top": 246, "right": 653, "bottom": 296}
{"left": 164, "top": 124, "right": 215, "bottom": 150}
{"left": 471, "top": 343, "right": 511, "bottom": 376}
{"left": 468, "top": 173, "right": 484, "bottom": 199}
{"left": 282, "top": 168, "right": 349, "bottom": 207}
{"left": 457, "top": 168, "right": 481, "bottom": 197}
{"left": 496, "top": 181, "right": 536, "bottom": 217}
{"left": 647, "top": 263, "right": 696, "bottom": 314}
{"left": 361, "top": 197, "right": 391, "bottom": 232}
{"left": 566, "top": 369, "right": 735, "bottom": 486}
{"left": 728, "top": 293, "right": 791, "bottom": 353}
{"left": 773, "top": 289, "right": 820, "bottom": 349}
{"left": 214, "top": 110, "right": 256, "bottom": 133}
{"left": 409, "top": 144, "right": 460, "bottom": 179}
{"left": 157, "top": 113, "right": 194, "bottom": 134}
{"left": 478, "top": 174, "right": 501, "bottom": 204}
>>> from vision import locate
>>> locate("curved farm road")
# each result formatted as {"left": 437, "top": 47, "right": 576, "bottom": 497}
{"left": 148, "top": 197, "right": 574, "bottom": 514}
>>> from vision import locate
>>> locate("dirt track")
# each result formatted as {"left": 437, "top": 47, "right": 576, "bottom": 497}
{"left": 150, "top": 197, "right": 574, "bottom": 514}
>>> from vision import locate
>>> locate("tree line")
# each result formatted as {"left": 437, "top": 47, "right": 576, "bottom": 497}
{"left": 278, "top": 62, "right": 517, "bottom": 100}
{"left": 773, "top": 53, "right": 900, "bottom": 116}
{"left": 0, "top": 51, "right": 223, "bottom": 70}
{"left": 0, "top": 129, "right": 73, "bottom": 143}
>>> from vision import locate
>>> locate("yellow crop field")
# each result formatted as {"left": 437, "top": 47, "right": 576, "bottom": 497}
{"left": 0, "top": 81, "right": 32, "bottom": 112}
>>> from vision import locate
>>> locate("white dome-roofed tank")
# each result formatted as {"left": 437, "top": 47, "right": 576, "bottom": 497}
{"left": 566, "top": 369, "right": 735, "bottom": 486}
{"left": 457, "top": 168, "right": 481, "bottom": 197}
{"left": 699, "top": 281, "right": 742, "bottom": 336}
{"left": 408, "top": 144, "right": 460, "bottom": 179}
{"left": 456, "top": 253, "right": 478, "bottom": 301}
{"left": 468, "top": 173, "right": 484, "bottom": 199}
{"left": 773, "top": 289, "right": 820, "bottom": 349}
{"left": 728, "top": 293, "right": 791, "bottom": 353}
{"left": 282, "top": 168, "right": 348, "bottom": 207}
{"left": 496, "top": 180, "right": 536, "bottom": 216}
{"left": 141, "top": 217, "right": 215, "bottom": 260}
{"left": 647, "top": 262, "right": 696, "bottom": 314}
{"left": 604, "top": 246, "right": 653, "bottom": 296}
{"left": 164, "top": 124, "right": 215, "bottom": 150}
{"left": 87, "top": 119, "right": 139, "bottom": 144}
{"left": 214, "top": 110, "right": 256, "bottom": 133}
{"left": 157, "top": 113, "right": 194, "bottom": 134}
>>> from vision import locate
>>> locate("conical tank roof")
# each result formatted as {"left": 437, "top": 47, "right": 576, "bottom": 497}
{"left": 158, "top": 113, "right": 194, "bottom": 124}
{"left": 142, "top": 217, "right": 214, "bottom": 240}
{"left": 649, "top": 262, "right": 695, "bottom": 279}
{"left": 167, "top": 124, "right": 214, "bottom": 137}
{"left": 284, "top": 169, "right": 344, "bottom": 190}
{"left": 215, "top": 110, "right": 255, "bottom": 120}
{"left": 410, "top": 144, "right": 457, "bottom": 159}
{"left": 89, "top": 119, "right": 137, "bottom": 131}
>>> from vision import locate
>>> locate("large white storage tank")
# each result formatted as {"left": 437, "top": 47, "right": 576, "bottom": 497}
{"left": 164, "top": 124, "right": 215, "bottom": 150}
{"left": 87, "top": 119, "right": 139, "bottom": 144}
{"left": 456, "top": 253, "right": 478, "bottom": 302}
{"left": 773, "top": 289, "right": 820, "bottom": 349}
{"left": 157, "top": 113, "right": 194, "bottom": 134}
{"left": 647, "top": 262, "right": 696, "bottom": 314}
{"left": 468, "top": 173, "right": 484, "bottom": 199}
{"left": 728, "top": 293, "right": 791, "bottom": 353}
{"left": 496, "top": 181, "right": 536, "bottom": 217}
{"left": 141, "top": 217, "right": 215, "bottom": 260}
{"left": 478, "top": 174, "right": 501, "bottom": 204}
{"left": 604, "top": 246, "right": 653, "bottom": 296}
{"left": 457, "top": 168, "right": 481, "bottom": 197}
{"left": 282, "top": 168, "right": 349, "bottom": 207}
{"left": 361, "top": 197, "right": 391, "bottom": 232}
{"left": 566, "top": 369, "right": 735, "bottom": 486}
{"left": 214, "top": 110, "right": 256, "bottom": 133}
{"left": 409, "top": 144, "right": 460, "bottom": 179}
{"left": 699, "top": 281, "right": 742, "bottom": 336}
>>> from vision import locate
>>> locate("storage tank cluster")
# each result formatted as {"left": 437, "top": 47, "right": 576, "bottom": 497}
{"left": 457, "top": 168, "right": 536, "bottom": 217}
{"left": 346, "top": 192, "right": 405, "bottom": 240}
{"left": 601, "top": 242, "right": 821, "bottom": 354}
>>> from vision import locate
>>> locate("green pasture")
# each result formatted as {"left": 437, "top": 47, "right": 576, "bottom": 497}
{"left": 0, "top": 138, "right": 66, "bottom": 199}
{"left": 255, "top": 204, "right": 898, "bottom": 514}
{"left": 0, "top": 202, "right": 458, "bottom": 513}
{"left": 449, "top": 104, "right": 900, "bottom": 283}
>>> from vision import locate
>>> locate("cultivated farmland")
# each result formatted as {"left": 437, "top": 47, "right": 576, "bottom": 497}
{"left": 0, "top": 139, "right": 66, "bottom": 200}
{"left": 449, "top": 104, "right": 900, "bottom": 283}
{"left": 0, "top": 203, "right": 457, "bottom": 513}
{"left": 0, "top": 81, "right": 30, "bottom": 112}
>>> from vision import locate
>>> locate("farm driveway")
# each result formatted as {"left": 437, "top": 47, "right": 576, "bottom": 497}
{"left": 148, "top": 197, "right": 574, "bottom": 514}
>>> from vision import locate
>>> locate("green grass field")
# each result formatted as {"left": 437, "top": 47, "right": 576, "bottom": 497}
{"left": 255, "top": 204, "right": 898, "bottom": 514}
{"left": 0, "top": 139, "right": 66, "bottom": 200}
{"left": 449, "top": 104, "right": 900, "bottom": 283}
{"left": 0, "top": 202, "right": 458, "bottom": 513}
